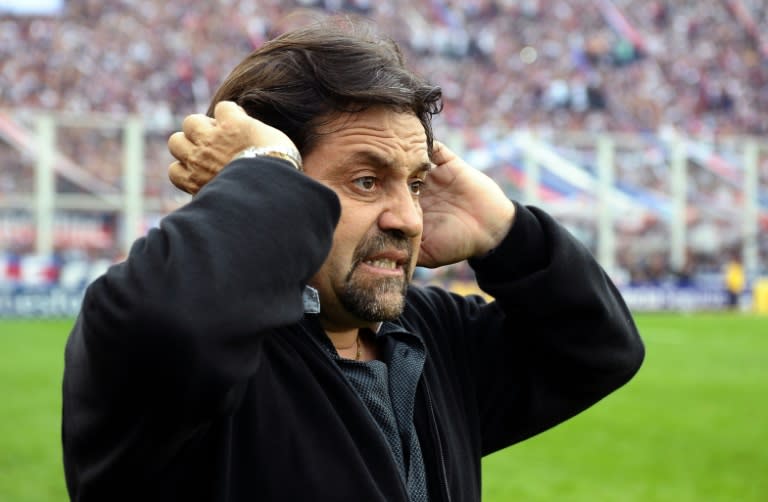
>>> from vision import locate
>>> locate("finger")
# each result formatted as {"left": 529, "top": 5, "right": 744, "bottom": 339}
{"left": 168, "top": 160, "right": 189, "bottom": 191}
{"left": 167, "top": 131, "right": 193, "bottom": 161}
{"left": 213, "top": 100, "right": 248, "bottom": 122}
{"left": 168, "top": 161, "right": 198, "bottom": 195}
{"left": 182, "top": 113, "right": 215, "bottom": 144}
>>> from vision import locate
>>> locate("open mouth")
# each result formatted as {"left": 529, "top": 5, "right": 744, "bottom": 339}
{"left": 363, "top": 258, "right": 400, "bottom": 270}
{"left": 357, "top": 251, "right": 409, "bottom": 276}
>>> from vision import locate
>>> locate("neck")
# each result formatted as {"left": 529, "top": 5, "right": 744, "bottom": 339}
{"left": 318, "top": 311, "right": 375, "bottom": 343}
{"left": 321, "top": 321, "right": 378, "bottom": 362}
{"left": 324, "top": 326, "right": 359, "bottom": 351}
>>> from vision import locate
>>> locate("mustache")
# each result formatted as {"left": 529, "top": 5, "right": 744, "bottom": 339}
{"left": 350, "top": 230, "right": 412, "bottom": 269}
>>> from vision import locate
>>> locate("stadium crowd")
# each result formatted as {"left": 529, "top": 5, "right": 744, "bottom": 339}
{"left": 1, "top": 0, "right": 767, "bottom": 287}
{"left": 2, "top": 0, "right": 768, "bottom": 134}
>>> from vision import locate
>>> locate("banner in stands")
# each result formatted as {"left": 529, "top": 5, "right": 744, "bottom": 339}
{"left": 443, "top": 280, "right": 735, "bottom": 312}
{"left": 0, "top": 0, "right": 64, "bottom": 15}
{"left": 0, "top": 274, "right": 737, "bottom": 318}
{"left": 0, "top": 212, "right": 115, "bottom": 249}
{"left": 0, "top": 287, "right": 84, "bottom": 317}
{"left": 619, "top": 286, "right": 730, "bottom": 312}
{"left": 0, "top": 254, "right": 111, "bottom": 317}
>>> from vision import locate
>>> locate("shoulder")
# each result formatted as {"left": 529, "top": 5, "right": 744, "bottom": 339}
{"left": 401, "top": 283, "right": 495, "bottom": 339}
{"left": 404, "top": 283, "right": 456, "bottom": 316}
{"left": 405, "top": 282, "right": 491, "bottom": 311}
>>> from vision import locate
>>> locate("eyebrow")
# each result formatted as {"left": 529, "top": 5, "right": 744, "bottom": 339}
{"left": 345, "top": 150, "right": 432, "bottom": 176}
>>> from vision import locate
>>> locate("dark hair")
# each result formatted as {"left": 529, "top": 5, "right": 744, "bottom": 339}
{"left": 207, "top": 18, "right": 443, "bottom": 156}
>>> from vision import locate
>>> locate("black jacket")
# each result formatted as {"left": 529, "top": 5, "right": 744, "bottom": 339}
{"left": 62, "top": 158, "right": 644, "bottom": 501}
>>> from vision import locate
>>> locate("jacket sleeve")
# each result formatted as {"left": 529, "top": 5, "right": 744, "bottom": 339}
{"left": 65, "top": 157, "right": 340, "bottom": 414}
{"left": 433, "top": 202, "right": 644, "bottom": 455}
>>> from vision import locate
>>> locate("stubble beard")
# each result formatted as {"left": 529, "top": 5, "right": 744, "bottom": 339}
{"left": 338, "top": 232, "right": 412, "bottom": 322}
{"left": 339, "top": 273, "right": 409, "bottom": 322}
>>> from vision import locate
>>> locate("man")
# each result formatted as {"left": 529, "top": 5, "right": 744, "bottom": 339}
{"left": 62, "top": 20, "right": 644, "bottom": 502}
{"left": 724, "top": 254, "right": 745, "bottom": 309}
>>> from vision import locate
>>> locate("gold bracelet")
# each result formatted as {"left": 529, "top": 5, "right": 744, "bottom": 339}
{"left": 232, "top": 145, "right": 303, "bottom": 171}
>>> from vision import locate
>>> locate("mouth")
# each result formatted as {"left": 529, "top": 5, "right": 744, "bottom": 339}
{"left": 363, "top": 258, "right": 400, "bottom": 270}
{"left": 357, "top": 252, "right": 409, "bottom": 276}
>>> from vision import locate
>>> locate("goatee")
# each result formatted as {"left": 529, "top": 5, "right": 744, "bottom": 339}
{"left": 339, "top": 230, "right": 412, "bottom": 322}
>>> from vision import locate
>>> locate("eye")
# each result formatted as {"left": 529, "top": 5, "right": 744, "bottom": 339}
{"left": 409, "top": 179, "right": 425, "bottom": 196}
{"left": 353, "top": 176, "right": 377, "bottom": 191}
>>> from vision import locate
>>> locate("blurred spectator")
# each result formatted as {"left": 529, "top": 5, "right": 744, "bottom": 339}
{"left": 1, "top": 0, "right": 766, "bottom": 136}
{"left": 724, "top": 254, "right": 746, "bottom": 308}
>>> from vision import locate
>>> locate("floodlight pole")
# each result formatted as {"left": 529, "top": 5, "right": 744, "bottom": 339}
{"left": 596, "top": 135, "right": 615, "bottom": 276}
{"left": 35, "top": 115, "right": 56, "bottom": 256}
{"left": 122, "top": 117, "right": 145, "bottom": 255}
{"left": 669, "top": 136, "right": 687, "bottom": 272}
{"left": 742, "top": 140, "right": 759, "bottom": 277}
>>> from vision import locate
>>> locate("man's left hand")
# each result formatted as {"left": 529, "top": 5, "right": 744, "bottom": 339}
{"left": 417, "top": 141, "right": 516, "bottom": 268}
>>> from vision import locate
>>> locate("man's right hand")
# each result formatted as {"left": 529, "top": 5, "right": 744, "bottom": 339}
{"left": 168, "top": 101, "right": 296, "bottom": 194}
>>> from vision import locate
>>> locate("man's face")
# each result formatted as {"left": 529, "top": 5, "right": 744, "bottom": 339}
{"left": 302, "top": 107, "right": 430, "bottom": 331}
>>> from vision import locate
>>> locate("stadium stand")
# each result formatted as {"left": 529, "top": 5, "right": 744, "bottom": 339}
{"left": 2, "top": 0, "right": 766, "bottom": 134}
{"left": 0, "top": 0, "right": 767, "bottom": 312}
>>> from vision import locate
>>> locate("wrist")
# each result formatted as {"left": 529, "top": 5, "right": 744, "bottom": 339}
{"left": 472, "top": 200, "right": 516, "bottom": 258}
{"left": 232, "top": 144, "right": 303, "bottom": 171}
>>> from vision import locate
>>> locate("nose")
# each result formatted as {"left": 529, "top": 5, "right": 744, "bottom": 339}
{"left": 378, "top": 186, "right": 422, "bottom": 238}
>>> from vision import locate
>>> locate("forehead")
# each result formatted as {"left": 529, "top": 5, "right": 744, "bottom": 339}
{"left": 313, "top": 108, "right": 429, "bottom": 162}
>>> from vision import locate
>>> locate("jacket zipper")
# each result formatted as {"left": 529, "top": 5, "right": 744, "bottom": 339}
{"left": 423, "top": 381, "right": 452, "bottom": 502}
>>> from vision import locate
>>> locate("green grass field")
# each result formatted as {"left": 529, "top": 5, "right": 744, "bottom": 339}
{"left": 1, "top": 314, "right": 766, "bottom": 501}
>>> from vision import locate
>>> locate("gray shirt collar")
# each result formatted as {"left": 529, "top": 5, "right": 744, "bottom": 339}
{"left": 302, "top": 285, "right": 321, "bottom": 314}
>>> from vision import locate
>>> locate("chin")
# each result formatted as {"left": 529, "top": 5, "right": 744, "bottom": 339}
{"left": 340, "top": 282, "right": 407, "bottom": 322}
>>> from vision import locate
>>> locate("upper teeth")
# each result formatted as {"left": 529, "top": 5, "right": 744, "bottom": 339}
{"left": 365, "top": 259, "right": 398, "bottom": 269}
